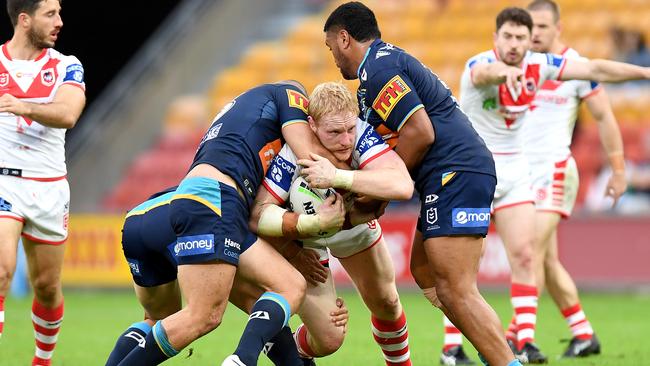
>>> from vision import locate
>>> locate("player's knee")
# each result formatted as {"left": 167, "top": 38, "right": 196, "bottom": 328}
{"left": 277, "top": 272, "right": 307, "bottom": 311}
{"left": 0, "top": 267, "right": 14, "bottom": 290}
{"left": 511, "top": 243, "right": 534, "bottom": 270}
{"left": 31, "top": 276, "right": 60, "bottom": 303}
{"left": 312, "top": 330, "right": 345, "bottom": 356}
{"left": 369, "top": 292, "right": 401, "bottom": 318}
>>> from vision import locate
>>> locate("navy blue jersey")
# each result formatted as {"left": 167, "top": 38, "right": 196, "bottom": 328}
{"left": 191, "top": 83, "right": 309, "bottom": 207}
{"left": 356, "top": 39, "right": 495, "bottom": 188}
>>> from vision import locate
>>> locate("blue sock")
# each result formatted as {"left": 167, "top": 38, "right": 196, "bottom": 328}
{"left": 105, "top": 321, "right": 152, "bottom": 366}
{"left": 117, "top": 321, "right": 179, "bottom": 366}
{"left": 234, "top": 292, "right": 291, "bottom": 365}
{"left": 264, "top": 326, "right": 302, "bottom": 366}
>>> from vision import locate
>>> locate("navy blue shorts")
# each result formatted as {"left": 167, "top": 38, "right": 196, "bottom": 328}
{"left": 122, "top": 191, "right": 178, "bottom": 287}
{"left": 416, "top": 171, "right": 496, "bottom": 239}
{"left": 169, "top": 177, "right": 257, "bottom": 266}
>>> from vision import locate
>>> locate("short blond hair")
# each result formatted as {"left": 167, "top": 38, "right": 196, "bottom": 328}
{"left": 308, "top": 82, "right": 359, "bottom": 122}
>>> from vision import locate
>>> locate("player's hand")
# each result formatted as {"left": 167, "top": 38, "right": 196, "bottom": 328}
{"left": 0, "top": 94, "right": 29, "bottom": 116}
{"left": 499, "top": 67, "right": 524, "bottom": 100}
{"left": 290, "top": 248, "right": 328, "bottom": 286}
{"left": 605, "top": 170, "right": 627, "bottom": 207}
{"left": 317, "top": 192, "right": 345, "bottom": 232}
{"left": 348, "top": 196, "right": 388, "bottom": 226}
{"left": 330, "top": 297, "right": 349, "bottom": 331}
{"left": 298, "top": 153, "right": 337, "bottom": 189}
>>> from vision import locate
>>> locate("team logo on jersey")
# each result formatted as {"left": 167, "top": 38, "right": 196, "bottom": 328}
{"left": 0, "top": 73, "right": 8, "bottom": 87}
{"left": 267, "top": 155, "right": 295, "bottom": 191}
{"left": 64, "top": 64, "right": 84, "bottom": 84}
{"left": 426, "top": 207, "right": 438, "bottom": 224}
{"left": 41, "top": 68, "right": 55, "bottom": 86}
{"left": 286, "top": 89, "right": 309, "bottom": 114}
{"left": 372, "top": 75, "right": 411, "bottom": 121}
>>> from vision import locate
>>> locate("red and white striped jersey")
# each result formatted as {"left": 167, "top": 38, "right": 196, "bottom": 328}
{"left": 460, "top": 50, "right": 566, "bottom": 153}
{"left": 0, "top": 43, "right": 85, "bottom": 178}
{"left": 523, "top": 48, "right": 600, "bottom": 159}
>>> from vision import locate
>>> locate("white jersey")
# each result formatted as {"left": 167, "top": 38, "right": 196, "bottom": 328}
{"left": 263, "top": 118, "right": 391, "bottom": 203}
{"left": 0, "top": 44, "right": 85, "bottom": 178}
{"left": 460, "top": 50, "right": 565, "bottom": 153}
{"left": 523, "top": 48, "right": 600, "bottom": 160}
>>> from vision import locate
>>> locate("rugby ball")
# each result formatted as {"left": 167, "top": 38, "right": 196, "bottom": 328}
{"left": 288, "top": 176, "right": 338, "bottom": 238}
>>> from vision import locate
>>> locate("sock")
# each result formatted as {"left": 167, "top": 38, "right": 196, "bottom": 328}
{"left": 511, "top": 283, "right": 538, "bottom": 350}
{"left": 293, "top": 323, "right": 317, "bottom": 358}
{"left": 0, "top": 296, "right": 4, "bottom": 340}
{"left": 31, "top": 299, "right": 64, "bottom": 366}
{"left": 234, "top": 292, "right": 291, "bottom": 365}
{"left": 561, "top": 303, "right": 594, "bottom": 340}
{"left": 105, "top": 321, "right": 152, "bottom": 366}
{"left": 371, "top": 311, "right": 411, "bottom": 366}
{"left": 442, "top": 315, "right": 462, "bottom": 352}
{"left": 505, "top": 315, "right": 517, "bottom": 345}
{"left": 264, "top": 326, "right": 303, "bottom": 366}
{"left": 118, "top": 321, "right": 178, "bottom": 365}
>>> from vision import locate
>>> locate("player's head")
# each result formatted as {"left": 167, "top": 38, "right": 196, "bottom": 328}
{"left": 494, "top": 7, "right": 533, "bottom": 66}
{"left": 527, "top": 0, "right": 561, "bottom": 53}
{"left": 6, "top": 0, "right": 62, "bottom": 49}
{"left": 324, "top": 1, "right": 381, "bottom": 80}
{"left": 308, "top": 81, "right": 358, "bottom": 161}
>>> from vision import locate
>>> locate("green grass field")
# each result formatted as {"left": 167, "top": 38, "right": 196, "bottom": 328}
{"left": 2, "top": 289, "right": 649, "bottom": 365}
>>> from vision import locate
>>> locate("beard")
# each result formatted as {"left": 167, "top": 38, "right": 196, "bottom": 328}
{"left": 28, "top": 27, "right": 55, "bottom": 49}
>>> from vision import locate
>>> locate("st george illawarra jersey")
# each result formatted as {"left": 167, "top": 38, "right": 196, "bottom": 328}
{"left": 0, "top": 44, "right": 85, "bottom": 178}
{"left": 523, "top": 48, "right": 600, "bottom": 159}
{"left": 262, "top": 118, "right": 390, "bottom": 204}
{"left": 460, "top": 50, "right": 566, "bottom": 154}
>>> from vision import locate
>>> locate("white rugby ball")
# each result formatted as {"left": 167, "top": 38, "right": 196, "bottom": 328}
{"left": 288, "top": 176, "right": 338, "bottom": 238}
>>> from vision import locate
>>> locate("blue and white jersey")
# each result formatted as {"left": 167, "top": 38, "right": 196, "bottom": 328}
{"left": 191, "top": 83, "right": 309, "bottom": 207}
{"left": 263, "top": 118, "right": 390, "bottom": 204}
{"left": 356, "top": 39, "right": 495, "bottom": 189}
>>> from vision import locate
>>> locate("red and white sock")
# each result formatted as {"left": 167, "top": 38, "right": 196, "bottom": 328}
{"left": 511, "top": 283, "right": 538, "bottom": 350}
{"left": 442, "top": 315, "right": 462, "bottom": 352}
{"left": 505, "top": 315, "right": 518, "bottom": 346}
{"left": 561, "top": 303, "right": 594, "bottom": 340}
{"left": 371, "top": 311, "right": 411, "bottom": 366}
{"left": 31, "top": 299, "right": 64, "bottom": 366}
{"left": 293, "top": 323, "right": 317, "bottom": 358}
{"left": 0, "top": 296, "right": 5, "bottom": 340}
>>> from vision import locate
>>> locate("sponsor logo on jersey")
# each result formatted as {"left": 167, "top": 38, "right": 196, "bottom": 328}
{"left": 41, "top": 68, "right": 55, "bottom": 86}
{"left": 268, "top": 155, "right": 296, "bottom": 190}
{"left": 286, "top": 89, "right": 309, "bottom": 114}
{"left": 357, "top": 126, "right": 381, "bottom": 155}
{"left": 425, "top": 194, "right": 439, "bottom": 204}
{"left": 258, "top": 139, "right": 282, "bottom": 175}
{"left": 426, "top": 207, "right": 438, "bottom": 224}
{"left": 0, "top": 73, "right": 8, "bottom": 87}
{"left": 452, "top": 208, "right": 490, "bottom": 227}
{"left": 126, "top": 258, "right": 141, "bottom": 276}
{"left": 372, "top": 75, "right": 411, "bottom": 121}
{"left": 224, "top": 237, "right": 241, "bottom": 250}
{"left": 174, "top": 234, "right": 215, "bottom": 256}
{"left": 0, "top": 197, "right": 12, "bottom": 211}
{"left": 64, "top": 64, "right": 84, "bottom": 83}
{"left": 202, "top": 123, "right": 223, "bottom": 144}
{"left": 376, "top": 51, "right": 390, "bottom": 59}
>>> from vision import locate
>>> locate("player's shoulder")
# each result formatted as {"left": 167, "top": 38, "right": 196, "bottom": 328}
{"left": 526, "top": 51, "right": 563, "bottom": 67}
{"left": 466, "top": 49, "right": 497, "bottom": 69}
{"left": 48, "top": 48, "right": 82, "bottom": 65}
{"left": 563, "top": 47, "right": 588, "bottom": 61}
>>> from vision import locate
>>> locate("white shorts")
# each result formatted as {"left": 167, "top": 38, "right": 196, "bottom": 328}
{"left": 529, "top": 155, "right": 579, "bottom": 218}
{"left": 0, "top": 175, "right": 70, "bottom": 244}
{"left": 492, "top": 153, "right": 535, "bottom": 212}
{"left": 302, "top": 219, "right": 382, "bottom": 261}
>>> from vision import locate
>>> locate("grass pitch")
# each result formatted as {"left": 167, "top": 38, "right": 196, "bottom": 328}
{"left": 2, "top": 289, "right": 649, "bottom": 365}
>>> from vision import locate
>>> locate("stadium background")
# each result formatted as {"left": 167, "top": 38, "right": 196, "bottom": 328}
{"left": 2, "top": 0, "right": 650, "bottom": 364}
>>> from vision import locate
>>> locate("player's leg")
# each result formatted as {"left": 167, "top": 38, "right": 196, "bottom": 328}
{"left": 425, "top": 235, "right": 516, "bottom": 366}
{"left": 0, "top": 217, "right": 22, "bottom": 341}
{"left": 339, "top": 239, "right": 411, "bottom": 366}
{"left": 226, "top": 237, "right": 307, "bottom": 365}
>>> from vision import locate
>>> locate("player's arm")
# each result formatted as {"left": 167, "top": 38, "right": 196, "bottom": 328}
{"left": 393, "top": 108, "right": 435, "bottom": 174}
{"left": 250, "top": 185, "right": 345, "bottom": 240}
{"left": 298, "top": 150, "right": 413, "bottom": 201}
{"left": 470, "top": 61, "right": 524, "bottom": 91}
{"left": 560, "top": 58, "right": 650, "bottom": 83}
{"left": 282, "top": 121, "right": 350, "bottom": 169}
{"left": 583, "top": 88, "right": 627, "bottom": 203}
{"left": 0, "top": 84, "right": 85, "bottom": 129}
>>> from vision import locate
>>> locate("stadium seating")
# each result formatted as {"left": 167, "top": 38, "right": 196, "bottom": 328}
{"left": 102, "top": 0, "right": 650, "bottom": 212}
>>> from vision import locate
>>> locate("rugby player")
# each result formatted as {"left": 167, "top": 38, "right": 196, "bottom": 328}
{"left": 251, "top": 81, "right": 414, "bottom": 365}
{"left": 321, "top": 3, "right": 523, "bottom": 366}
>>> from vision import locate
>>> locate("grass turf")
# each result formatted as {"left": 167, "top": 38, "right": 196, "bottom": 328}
{"left": 2, "top": 289, "right": 649, "bottom": 365}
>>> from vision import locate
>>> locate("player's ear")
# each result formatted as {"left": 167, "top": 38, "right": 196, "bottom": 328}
{"left": 340, "top": 29, "right": 351, "bottom": 49}
{"left": 307, "top": 115, "right": 318, "bottom": 133}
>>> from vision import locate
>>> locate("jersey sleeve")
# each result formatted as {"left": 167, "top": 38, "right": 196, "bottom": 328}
{"left": 353, "top": 119, "right": 392, "bottom": 169}
{"left": 278, "top": 86, "right": 309, "bottom": 128}
{"left": 573, "top": 56, "right": 601, "bottom": 99}
{"left": 540, "top": 53, "right": 567, "bottom": 81}
{"left": 366, "top": 67, "right": 424, "bottom": 132}
{"left": 59, "top": 55, "right": 85, "bottom": 90}
{"left": 262, "top": 144, "right": 300, "bottom": 204}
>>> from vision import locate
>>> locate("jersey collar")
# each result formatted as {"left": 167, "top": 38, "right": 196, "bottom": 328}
{"left": 357, "top": 39, "right": 382, "bottom": 79}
